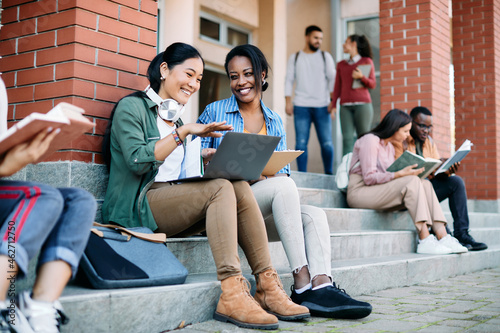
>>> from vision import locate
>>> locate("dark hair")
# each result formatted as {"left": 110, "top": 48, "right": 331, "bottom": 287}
{"left": 348, "top": 34, "right": 373, "bottom": 59}
{"left": 305, "top": 25, "right": 322, "bottom": 36}
{"left": 102, "top": 42, "right": 202, "bottom": 170}
{"left": 148, "top": 42, "right": 204, "bottom": 93}
{"left": 367, "top": 109, "right": 411, "bottom": 139}
{"left": 224, "top": 44, "right": 270, "bottom": 92}
{"left": 410, "top": 106, "right": 432, "bottom": 119}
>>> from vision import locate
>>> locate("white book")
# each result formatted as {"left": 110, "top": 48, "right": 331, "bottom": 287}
{"left": 0, "top": 102, "right": 95, "bottom": 158}
{"left": 434, "top": 139, "right": 473, "bottom": 175}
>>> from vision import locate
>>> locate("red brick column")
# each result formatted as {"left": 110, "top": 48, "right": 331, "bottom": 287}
{"left": 452, "top": 0, "right": 500, "bottom": 200}
{"left": 0, "top": 0, "right": 157, "bottom": 163}
{"left": 379, "top": 0, "right": 451, "bottom": 154}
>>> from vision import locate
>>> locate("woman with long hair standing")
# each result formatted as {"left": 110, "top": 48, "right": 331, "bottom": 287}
{"left": 330, "top": 34, "right": 376, "bottom": 154}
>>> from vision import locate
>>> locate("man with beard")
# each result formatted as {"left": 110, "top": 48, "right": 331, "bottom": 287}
{"left": 393, "top": 106, "right": 488, "bottom": 251}
{"left": 285, "top": 25, "right": 336, "bottom": 174}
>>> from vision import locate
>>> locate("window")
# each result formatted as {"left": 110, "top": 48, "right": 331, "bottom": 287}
{"left": 200, "top": 17, "right": 220, "bottom": 41}
{"left": 199, "top": 12, "right": 251, "bottom": 47}
{"left": 198, "top": 67, "right": 232, "bottom": 116}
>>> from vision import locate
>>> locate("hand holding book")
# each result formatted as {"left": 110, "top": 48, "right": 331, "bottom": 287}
{"left": 0, "top": 102, "right": 95, "bottom": 159}
{"left": 434, "top": 140, "right": 472, "bottom": 176}
{"left": 0, "top": 127, "right": 60, "bottom": 177}
{"left": 393, "top": 163, "right": 425, "bottom": 179}
{"left": 386, "top": 150, "right": 441, "bottom": 179}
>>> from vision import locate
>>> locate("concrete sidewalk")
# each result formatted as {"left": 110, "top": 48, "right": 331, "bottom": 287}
{"left": 169, "top": 268, "right": 500, "bottom": 333}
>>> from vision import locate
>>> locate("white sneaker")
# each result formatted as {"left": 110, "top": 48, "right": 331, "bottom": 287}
{"left": 0, "top": 301, "right": 15, "bottom": 333}
{"left": 1, "top": 297, "right": 34, "bottom": 333}
{"left": 417, "top": 235, "right": 453, "bottom": 254}
{"left": 16, "top": 291, "right": 68, "bottom": 333}
{"left": 439, "top": 234, "right": 469, "bottom": 254}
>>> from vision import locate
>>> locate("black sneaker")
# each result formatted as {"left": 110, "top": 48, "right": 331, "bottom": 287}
{"left": 290, "top": 283, "right": 372, "bottom": 319}
{"left": 454, "top": 232, "right": 488, "bottom": 251}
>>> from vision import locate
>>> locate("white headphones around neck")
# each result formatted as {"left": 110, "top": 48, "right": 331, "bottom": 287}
{"left": 144, "top": 85, "right": 185, "bottom": 123}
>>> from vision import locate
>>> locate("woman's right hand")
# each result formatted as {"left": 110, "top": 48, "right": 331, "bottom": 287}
{"left": 394, "top": 164, "right": 424, "bottom": 178}
{"left": 0, "top": 127, "right": 59, "bottom": 177}
{"left": 178, "top": 121, "right": 233, "bottom": 139}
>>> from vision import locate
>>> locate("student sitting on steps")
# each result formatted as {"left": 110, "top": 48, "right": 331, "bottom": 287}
{"left": 0, "top": 76, "right": 96, "bottom": 333}
{"left": 198, "top": 44, "right": 372, "bottom": 319}
{"left": 101, "top": 42, "right": 309, "bottom": 330}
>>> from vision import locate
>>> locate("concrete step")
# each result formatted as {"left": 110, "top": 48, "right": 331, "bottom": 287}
{"left": 59, "top": 245, "right": 500, "bottom": 333}
{"left": 165, "top": 226, "right": 500, "bottom": 275}
{"left": 298, "top": 187, "right": 347, "bottom": 208}
{"left": 444, "top": 211, "right": 500, "bottom": 228}
{"left": 325, "top": 208, "right": 414, "bottom": 231}
{"left": 290, "top": 171, "right": 336, "bottom": 190}
{"left": 324, "top": 208, "right": 499, "bottom": 232}
{"left": 18, "top": 209, "right": 497, "bottom": 292}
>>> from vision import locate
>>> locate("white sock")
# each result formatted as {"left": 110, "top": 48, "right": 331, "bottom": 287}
{"left": 294, "top": 283, "right": 312, "bottom": 294}
{"left": 312, "top": 282, "right": 331, "bottom": 291}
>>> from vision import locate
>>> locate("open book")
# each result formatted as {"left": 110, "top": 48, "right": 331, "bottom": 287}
{"left": 386, "top": 150, "right": 441, "bottom": 179}
{"left": 434, "top": 139, "right": 473, "bottom": 176}
{"left": 261, "top": 150, "right": 303, "bottom": 176}
{"left": 0, "top": 102, "right": 95, "bottom": 158}
{"left": 352, "top": 64, "right": 372, "bottom": 89}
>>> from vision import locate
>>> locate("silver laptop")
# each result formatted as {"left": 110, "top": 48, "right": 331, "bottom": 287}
{"left": 178, "top": 132, "right": 281, "bottom": 181}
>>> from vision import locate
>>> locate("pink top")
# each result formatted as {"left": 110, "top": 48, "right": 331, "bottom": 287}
{"left": 331, "top": 57, "right": 376, "bottom": 105}
{"left": 350, "top": 133, "right": 395, "bottom": 185}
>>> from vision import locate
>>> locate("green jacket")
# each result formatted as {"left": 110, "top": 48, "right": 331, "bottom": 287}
{"left": 102, "top": 95, "right": 173, "bottom": 231}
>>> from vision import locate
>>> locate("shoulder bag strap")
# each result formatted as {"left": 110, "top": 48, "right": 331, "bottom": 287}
{"left": 92, "top": 222, "right": 167, "bottom": 243}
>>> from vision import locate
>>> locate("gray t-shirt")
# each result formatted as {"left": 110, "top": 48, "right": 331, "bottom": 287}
{"left": 285, "top": 50, "right": 336, "bottom": 108}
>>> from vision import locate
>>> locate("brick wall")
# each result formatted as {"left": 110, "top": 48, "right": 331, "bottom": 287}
{"left": 379, "top": 0, "right": 451, "bottom": 155}
{"left": 0, "top": 0, "right": 157, "bottom": 164}
{"left": 452, "top": 0, "right": 500, "bottom": 200}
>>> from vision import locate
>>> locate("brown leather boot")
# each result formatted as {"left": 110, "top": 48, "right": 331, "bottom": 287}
{"left": 255, "top": 268, "right": 310, "bottom": 321}
{"left": 214, "top": 275, "right": 279, "bottom": 330}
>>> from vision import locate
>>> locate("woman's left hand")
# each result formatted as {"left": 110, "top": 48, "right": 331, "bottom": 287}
{"left": 352, "top": 67, "right": 364, "bottom": 80}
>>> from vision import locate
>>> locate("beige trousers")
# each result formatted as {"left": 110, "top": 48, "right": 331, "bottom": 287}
{"left": 147, "top": 179, "right": 272, "bottom": 281}
{"left": 347, "top": 174, "right": 447, "bottom": 231}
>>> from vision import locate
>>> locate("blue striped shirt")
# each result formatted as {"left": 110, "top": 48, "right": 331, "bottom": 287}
{"left": 197, "top": 95, "right": 290, "bottom": 174}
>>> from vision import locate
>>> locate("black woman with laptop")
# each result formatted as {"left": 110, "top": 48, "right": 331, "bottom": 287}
{"left": 198, "top": 44, "right": 372, "bottom": 320}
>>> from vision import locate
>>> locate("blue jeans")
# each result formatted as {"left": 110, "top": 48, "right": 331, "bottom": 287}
{"left": 430, "top": 175, "right": 469, "bottom": 235}
{"left": 293, "top": 106, "right": 334, "bottom": 174}
{"left": 0, "top": 181, "right": 96, "bottom": 278}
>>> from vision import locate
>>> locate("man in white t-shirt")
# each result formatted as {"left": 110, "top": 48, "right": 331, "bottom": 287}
{"left": 285, "top": 25, "right": 336, "bottom": 174}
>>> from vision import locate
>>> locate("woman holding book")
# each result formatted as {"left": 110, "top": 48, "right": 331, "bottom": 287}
{"left": 198, "top": 44, "right": 372, "bottom": 319}
{"left": 0, "top": 77, "right": 96, "bottom": 332}
{"left": 330, "top": 34, "right": 376, "bottom": 155}
{"left": 101, "top": 42, "right": 310, "bottom": 330}
{"left": 346, "top": 109, "right": 468, "bottom": 255}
